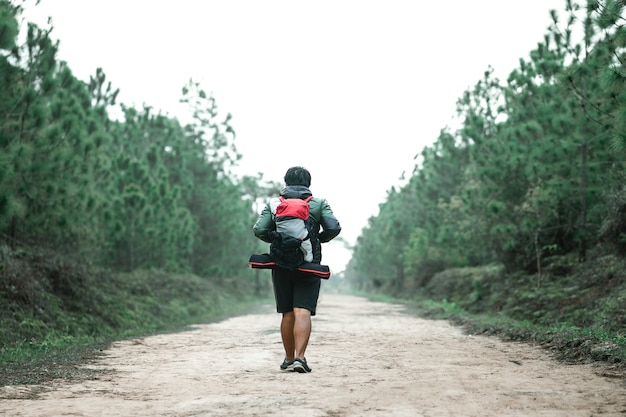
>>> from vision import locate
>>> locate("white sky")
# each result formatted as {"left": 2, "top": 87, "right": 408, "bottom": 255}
{"left": 23, "top": 0, "right": 567, "bottom": 272}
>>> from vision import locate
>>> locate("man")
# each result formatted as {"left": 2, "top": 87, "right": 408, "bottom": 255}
{"left": 253, "top": 166, "right": 341, "bottom": 373}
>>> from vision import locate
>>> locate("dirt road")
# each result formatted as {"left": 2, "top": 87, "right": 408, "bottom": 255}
{"left": 1, "top": 293, "right": 625, "bottom": 416}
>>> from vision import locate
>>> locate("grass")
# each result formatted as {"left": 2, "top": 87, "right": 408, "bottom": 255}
{"left": 0, "top": 246, "right": 272, "bottom": 387}
{"left": 356, "top": 287, "right": 626, "bottom": 377}
{"left": 0, "top": 291, "right": 270, "bottom": 387}
{"left": 347, "top": 250, "right": 626, "bottom": 378}
{"left": 0, "top": 340, "right": 109, "bottom": 388}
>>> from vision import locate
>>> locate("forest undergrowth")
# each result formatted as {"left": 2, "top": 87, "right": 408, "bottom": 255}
{"left": 367, "top": 247, "right": 626, "bottom": 379}
{"left": 0, "top": 244, "right": 269, "bottom": 387}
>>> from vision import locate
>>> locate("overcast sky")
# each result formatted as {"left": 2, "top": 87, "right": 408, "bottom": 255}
{"left": 23, "top": 0, "right": 568, "bottom": 272}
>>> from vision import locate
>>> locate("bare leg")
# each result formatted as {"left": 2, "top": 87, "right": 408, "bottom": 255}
{"left": 293, "top": 307, "right": 312, "bottom": 359}
{"left": 280, "top": 311, "right": 295, "bottom": 361}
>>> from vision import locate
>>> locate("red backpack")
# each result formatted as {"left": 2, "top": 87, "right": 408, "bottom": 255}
{"left": 270, "top": 196, "right": 313, "bottom": 268}
{"left": 274, "top": 196, "right": 312, "bottom": 221}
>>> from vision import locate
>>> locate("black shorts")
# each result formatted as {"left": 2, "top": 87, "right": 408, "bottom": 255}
{"left": 271, "top": 267, "right": 321, "bottom": 316}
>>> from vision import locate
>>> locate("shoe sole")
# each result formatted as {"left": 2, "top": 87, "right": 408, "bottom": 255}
{"left": 292, "top": 360, "right": 311, "bottom": 373}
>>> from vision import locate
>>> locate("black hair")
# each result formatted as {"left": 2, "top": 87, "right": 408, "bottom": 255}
{"left": 284, "top": 166, "right": 311, "bottom": 187}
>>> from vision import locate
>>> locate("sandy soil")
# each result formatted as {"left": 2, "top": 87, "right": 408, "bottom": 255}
{"left": 1, "top": 293, "right": 626, "bottom": 417}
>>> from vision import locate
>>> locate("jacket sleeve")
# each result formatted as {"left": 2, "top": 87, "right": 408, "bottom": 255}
{"left": 252, "top": 204, "right": 275, "bottom": 243}
{"left": 317, "top": 199, "right": 341, "bottom": 243}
